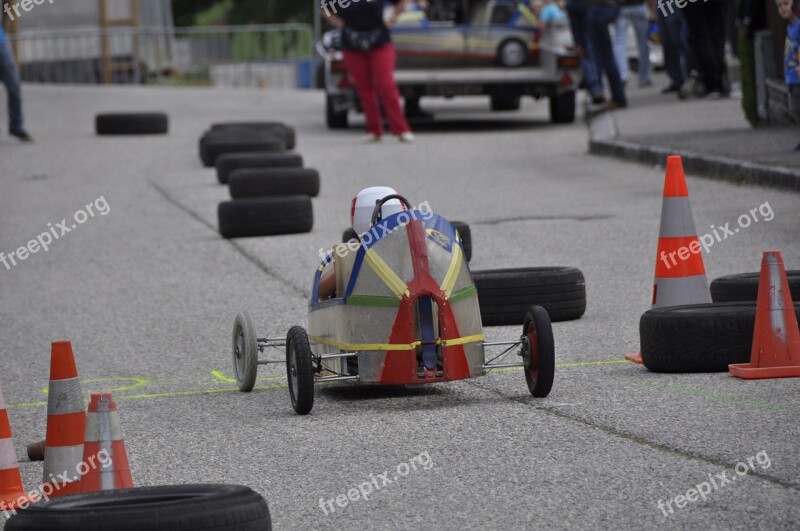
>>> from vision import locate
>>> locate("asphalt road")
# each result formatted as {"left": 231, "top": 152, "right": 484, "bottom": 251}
{"left": 1, "top": 81, "right": 799, "bottom": 529}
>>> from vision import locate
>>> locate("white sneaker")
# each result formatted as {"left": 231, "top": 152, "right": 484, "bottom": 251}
{"left": 363, "top": 133, "right": 381, "bottom": 143}
{"left": 399, "top": 132, "right": 415, "bottom": 143}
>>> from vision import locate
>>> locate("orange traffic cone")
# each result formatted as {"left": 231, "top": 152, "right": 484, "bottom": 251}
{"left": 626, "top": 156, "right": 712, "bottom": 364}
{"left": 42, "top": 341, "right": 87, "bottom": 497}
{"left": 80, "top": 393, "right": 132, "bottom": 493}
{"left": 729, "top": 251, "right": 800, "bottom": 379}
{"left": 0, "top": 383, "right": 32, "bottom": 512}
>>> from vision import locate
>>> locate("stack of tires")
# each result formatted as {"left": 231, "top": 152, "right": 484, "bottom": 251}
{"left": 639, "top": 271, "right": 800, "bottom": 373}
{"left": 200, "top": 123, "right": 316, "bottom": 239}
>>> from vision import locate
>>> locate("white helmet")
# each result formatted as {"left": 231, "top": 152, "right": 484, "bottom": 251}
{"left": 350, "top": 186, "right": 406, "bottom": 236}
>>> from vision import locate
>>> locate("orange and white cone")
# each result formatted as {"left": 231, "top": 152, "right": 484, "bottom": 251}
{"left": 729, "top": 251, "right": 800, "bottom": 379}
{"left": 1, "top": 383, "right": 33, "bottom": 513}
{"left": 42, "top": 341, "right": 87, "bottom": 497}
{"left": 80, "top": 393, "right": 132, "bottom": 493}
{"left": 626, "top": 156, "right": 711, "bottom": 364}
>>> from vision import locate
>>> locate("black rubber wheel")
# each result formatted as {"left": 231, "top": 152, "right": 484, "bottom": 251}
{"left": 218, "top": 196, "right": 313, "bottom": 239}
{"left": 216, "top": 152, "right": 303, "bottom": 185}
{"left": 550, "top": 91, "right": 576, "bottom": 124}
{"left": 286, "top": 326, "right": 314, "bottom": 415}
{"left": 4, "top": 484, "right": 271, "bottom": 531}
{"left": 232, "top": 313, "right": 258, "bottom": 392}
{"left": 95, "top": 113, "right": 168, "bottom": 135}
{"left": 522, "top": 306, "right": 555, "bottom": 397}
{"left": 342, "top": 227, "right": 359, "bottom": 243}
{"left": 200, "top": 133, "right": 284, "bottom": 167}
{"left": 450, "top": 221, "right": 472, "bottom": 262}
{"left": 210, "top": 122, "right": 296, "bottom": 150}
{"left": 640, "top": 302, "right": 800, "bottom": 373}
{"left": 326, "top": 95, "right": 349, "bottom": 129}
{"left": 710, "top": 271, "right": 800, "bottom": 303}
{"left": 229, "top": 168, "right": 320, "bottom": 199}
{"left": 490, "top": 95, "right": 521, "bottom": 111}
{"left": 473, "top": 267, "right": 586, "bottom": 325}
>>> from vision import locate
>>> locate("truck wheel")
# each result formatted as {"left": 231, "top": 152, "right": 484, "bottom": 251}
{"left": 710, "top": 271, "right": 800, "bottom": 303}
{"left": 216, "top": 152, "right": 303, "bottom": 185}
{"left": 286, "top": 326, "right": 314, "bottom": 415}
{"left": 473, "top": 267, "right": 586, "bottom": 325}
{"left": 550, "top": 91, "right": 576, "bottom": 123}
{"left": 326, "top": 95, "right": 348, "bottom": 129}
{"left": 497, "top": 39, "right": 527, "bottom": 67}
{"left": 232, "top": 313, "right": 258, "bottom": 392}
{"left": 218, "top": 196, "right": 313, "bottom": 238}
{"left": 96, "top": 113, "right": 168, "bottom": 135}
{"left": 229, "top": 168, "right": 320, "bottom": 198}
{"left": 4, "top": 485, "right": 271, "bottom": 531}
{"left": 490, "top": 95, "right": 521, "bottom": 111}
{"left": 640, "top": 302, "right": 800, "bottom": 372}
{"left": 522, "top": 306, "right": 555, "bottom": 398}
{"left": 451, "top": 221, "right": 472, "bottom": 262}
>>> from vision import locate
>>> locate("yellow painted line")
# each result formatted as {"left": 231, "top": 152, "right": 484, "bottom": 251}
{"left": 211, "top": 370, "right": 285, "bottom": 384}
{"left": 39, "top": 377, "right": 151, "bottom": 395}
{"left": 364, "top": 248, "right": 410, "bottom": 299}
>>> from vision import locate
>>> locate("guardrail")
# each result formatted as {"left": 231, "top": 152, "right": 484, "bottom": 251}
{"left": 8, "top": 24, "right": 315, "bottom": 89}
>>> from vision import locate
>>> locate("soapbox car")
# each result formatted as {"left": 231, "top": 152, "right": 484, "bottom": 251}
{"left": 230, "top": 196, "right": 555, "bottom": 414}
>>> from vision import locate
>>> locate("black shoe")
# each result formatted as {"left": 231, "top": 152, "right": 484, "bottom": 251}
{"left": 10, "top": 130, "right": 33, "bottom": 142}
{"left": 591, "top": 94, "right": 607, "bottom": 105}
{"left": 661, "top": 84, "right": 680, "bottom": 94}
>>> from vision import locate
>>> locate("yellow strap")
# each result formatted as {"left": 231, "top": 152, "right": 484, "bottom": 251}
{"left": 309, "top": 336, "right": 419, "bottom": 351}
{"left": 364, "top": 248, "right": 410, "bottom": 298}
{"left": 440, "top": 240, "right": 463, "bottom": 298}
{"left": 441, "top": 334, "right": 485, "bottom": 347}
{"left": 518, "top": 5, "right": 539, "bottom": 27}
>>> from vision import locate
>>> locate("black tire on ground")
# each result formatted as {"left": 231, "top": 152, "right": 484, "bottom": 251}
{"left": 4, "top": 484, "right": 271, "bottom": 531}
{"left": 326, "top": 95, "right": 348, "bottom": 129}
{"left": 522, "top": 306, "right": 555, "bottom": 397}
{"left": 95, "top": 113, "right": 168, "bottom": 135}
{"left": 232, "top": 312, "right": 258, "bottom": 392}
{"left": 342, "top": 227, "right": 359, "bottom": 243}
{"left": 473, "top": 267, "right": 586, "bottom": 325}
{"left": 218, "top": 196, "right": 313, "bottom": 239}
{"left": 490, "top": 95, "right": 521, "bottom": 111}
{"left": 549, "top": 91, "right": 576, "bottom": 123}
{"left": 710, "top": 271, "right": 800, "bottom": 303}
{"left": 210, "top": 122, "right": 296, "bottom": 150}
{"left": 229, "top": 168, "right": 320, "bottom": 198}
{"left": 286, "top": 326, "right": 314, "bottom": 415}
{"left": 200, "top": 134, "right": 284, "bottom": 167}
{"left": 640, "top": 302, "right": 800, "bottom": 373}
{"left": 450, "top": 221, "right": 472, "bottom": 262}
{"left": 216, "top": 152, "right": 303, "bottom": 185}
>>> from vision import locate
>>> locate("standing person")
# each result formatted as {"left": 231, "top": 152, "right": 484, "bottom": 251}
{"left": 612, "top": 0, "right": 653, "bottom": 88}
{"left": 323, "top": 0, "right": 415, "bottom": 143}
{"left": 656, "top": 0, "right": 687, "bottom": 93}
{"left": 0, "top": 17, "right": 32, "bottom": 142}
{"left": 566, "top": 0, "right": 605, "bottom": 103}
{"left": 586, "top": 0, "right": 627, "bottom": 109}
{"left": 775, "top": 0, "right": 800, "bottom": 149}
{"left": 682, "top": 0, "right": 729, "bottom": 98}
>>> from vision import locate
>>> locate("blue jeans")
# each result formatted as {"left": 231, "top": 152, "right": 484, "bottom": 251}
{"left": 613, "top": 4, "right": 651, "bottom": 84}
{"left": 657, "top": 6, "right": 687, "bottom": 87}
{"left": 566, "top": 0, "right": 602, "bottom": 96}
{"left": 587, "top": 3, "right": 626, "bottom": 105}
{"left": 0, "top": 42, "right": 24, "bottom": 133}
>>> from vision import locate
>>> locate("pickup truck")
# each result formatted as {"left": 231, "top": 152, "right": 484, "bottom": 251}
{"left": 320, "top": 0, "right": 581, "bottom": 128}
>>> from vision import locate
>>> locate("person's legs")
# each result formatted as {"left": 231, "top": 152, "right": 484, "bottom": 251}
{"left": 566, "top": 1, "right": 603, "bottom": 97}
{"left": 706, "top": 0, "right": 727, "bottom": 94}
{"left": 0, "top": 42, "right": 24, "bottom": 133}
{"left": 683, "top": 1, "right": 716, "bottom": 94}
{"left": 629, "top": 4, "right": 651, "bottom": 85}
{"left": 612, "top": 8, "right": 629, "bottom": 83}
{"left": 657, "top": 8, "right": 683, "bottom": 88}
{"left": 588, "top": 4, "right": 626, "bottom": 106}
{"left": 368, "top": 44, "right": 411, "bottom": 136}
{"left": 343, "top": 49, "right": 383, "bottom": 136}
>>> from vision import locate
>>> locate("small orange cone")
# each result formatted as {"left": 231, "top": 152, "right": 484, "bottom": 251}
{"left": 729, "top": 251, "right": 800, "bottom": 379}
{"left": 0, "top": 383, "right": 33, "bottom": 512}
{"left": 627, "top": 156, "right": 711, "bottom": 364}
{"left": 80, "top": 393, "right": 132, "bottom": 493}
{"left": 42, "top": 341, "right": 87, "bottom": 497}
